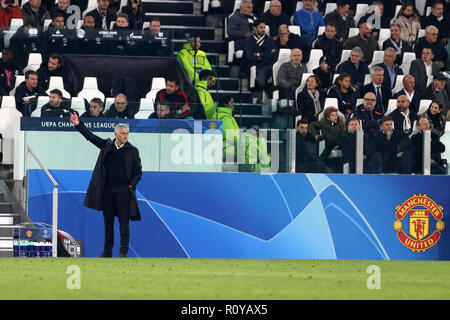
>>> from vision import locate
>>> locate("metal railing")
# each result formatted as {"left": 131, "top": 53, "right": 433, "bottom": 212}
{"left": 26, "top": 146, "right": 59, "bottom": 258}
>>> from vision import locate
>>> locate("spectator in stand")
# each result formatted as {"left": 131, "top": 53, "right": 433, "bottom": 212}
{"left": 105, "top": 93, "right": 135, "bottom": 118}
{"left": 359, "top": 66, "right": 392, "bottom": 114}
{"left": 394, "top": 75, "right": 421, "bottom": 114}
{"left": 343, "top": 22, "right": 379, "bottom": 64}
{"left": 293, "top": 0, "right": 325, "bottom": 43}
{"left": 323, "top": 0, "right": 354, "bottom": 42}
{"left": 77, "top": 15, "right": 105, "bottom": 54}
{"left": 0, "top": 48, "right": 23, "bottom": 95}
{"left": 177, "top": 35, "right": 212, "bottom": 85}
{"left": 155, "top": 78, "right": 191, "bottom": 119}
{"left": 409, "top": 47, "right": 440, "bottom": 95}
{"left": 243, "top": 19, "right": 277, "bottom": 95}
{"left": 40, "top": 89, "right": 72, "bottom": 117}
{"left": 227, "top": 0, "right": 255, "bottom": 51}
{"left": 374, "top": 47, "right": 403, "bottom": 90}
{"left": 313, "top": 56, "right": 333, "bottom": 92}
{"left": 414, "top": 26, "right": 447, "bottom": 70}
{"left": 142, "top": 18, "right": 170, "bottom": 56}
{"left": 277, "top": 48, "right": 308, "bottom": 100}
{"left": 148, "top": 100, "right": 176, "bottom": 119}
{"left": 0, "top": 0, "right": 22, "bottom": 27}
{"left": 22, "top": 0, "right": 50, "bottom": 27}
{"left": 341, "top": 118, "right": 382, "bottom": 174}
{"left": 424, "top": 73, "right": 450, "bottom": 118}
{"left": 387, "top": 95, "right": 418, "bottom": 135}
{"left": 357, "top": 1, "right": 390, "bottom": 40}
{"left": 262, "top": 0, "right": 290, "bottom": 37}
{"left": 41, "top": 13, "right": 78, "bottom": 59}
{"left": 336, "top": 47, "right": 369, "bottom": 89}
{"left": 109, "top": 13, "right": 133, "bottom": 55}
{"left": 421, "top": 0, "right": 449, "bottom": 44}
{"left": 295, "top": 119, "right": 328, "bottom": 173}
{"left": 80, "top": 98, "right": 105, "bottom": 118}
{"left": 313, "top": 23, "right": 343, "bottom": 72}
{"left": 327, "top": 73, "right": 358, "bottom": 117}
{"left": 108, "top": 0, "right": 120, "bottom": 12}
{"left": 382, "top": 22, "right": 412, "bottom": 65}
{"left": 410, "top": 117, "right": 446, "bottom": 175}
{"left": 121, "top": 0, "right": 143, "bottom": 30}
{"left": 9, "top": 25, "right": 45, "bottom": 67}
{"left": 372, "top": 116, "right": 413, "bottom": 174}
{"left": 14, "top": 70, "right": 45, "bottom": 116}
{"left": 309, "top": 107, "right": 346, "bottom": 172}
{"left": 86, "top": 0, "right": 117, "bottom": 30}
{"left": 353, "top": 92, "right": 383, "bottom": 137}
{"left": 421, "top": 101, "right": 446, "bottom": 137}
{"left": 49, "top": 0, "right": 71, "bottom": 23}
{"left": 275, "top": 24, "right": 311, "bottom": 63}
{"left": 296, "top": 74, "right": 325, "bottom": 123}
{"left": 392, "top": 3, "right": 421, "bottom": 47}
{"left": 36, "top": 53, "right": 64, "bottom": 91}
{"left": 426, "top": 0, "right": 450, "bottom": 17}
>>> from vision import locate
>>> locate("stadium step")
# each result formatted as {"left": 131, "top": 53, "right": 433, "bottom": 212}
{"left": 212, "top": 78, "right": 241, "bottom": 91}
{"left": 211, "top": 90, "right": 253, "bottom": 103}
{"left": 233, "top": 114, "right": 274, "bottom": 128}
{"left": 144, "top": 13, "right": 205, "bottom": 27}
{"left": 162, "top": 25, "right": 216, "bottom": 40}
{"left": 233, "top": 103, "right": 263, "bottom": 115}
{"left": 143, "top": 0, "right": 194, "bottom": 14}
{"left": 0, "top": 202, "right": 13, "bottom": 213}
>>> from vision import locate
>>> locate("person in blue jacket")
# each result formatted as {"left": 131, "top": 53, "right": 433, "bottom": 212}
{"left": 293, "top": 0, "right": 325, "bottom": 43}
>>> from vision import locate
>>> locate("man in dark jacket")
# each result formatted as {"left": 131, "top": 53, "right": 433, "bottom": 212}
{"left": 343, "top": 22, "right": 379, "bottom": 64}
{"left": 372, "top": 116, "right": 413, "bottom": 174}
{"left": 382, "top": 22, "right": 412, "bottom": 65}
{"left": 40, "top": 13, "right": 78, "bottom": 60}
{"left": 336, "top": 47, "right": 369, "bottom": 89}
{"left": 275, "top": 24, "right": 311, "bottom": 63}
{"left": 421, "top": 0, "right": 449, "bottom": 43}
{"left": 85, "top": 0, "right": 117, "bottom": 30}
{"left": 313, "top": 23, "right": 343, "bottom": 71}
{"left": 155, "top": 78, "right": 191, "bottom": 119}
{"left": 359, "top": 66, "right": 392, "bottom": 114}
{"left": 387, "top": 95, "right": 418, "bottom": 135}
{"left": 295, "top": 119, "right": 327, "bottom": 173}
{"left": 14, "top": 70, "right": 45, "bottom": 116}
{"left": 148, "top": 100, "right": 177, "bottom": 119}
{"left": 262, "top": 0, "right": 290, "bottom": 37}
{"left": 227, "top": 0, "right": 255, "bottom": 50}
{"left": 70, "top": 112, "right": 142, "bottom": 258}
{"left": 414, "top": 26, "right": 447, "bottom": 70}
{"left": 424, "top": 73, "right": 450, "bottom": 117}
{"left": 323, "top": 0, "right": 355, "bottom": 42}
{"left": 105, "top": 93, "right": 136, "bottom": 119}
{"left": 0, "top": 48, "right": 23, "bottom": 95}
{"left": 36, "top": 53, "right": 64, "bottom": 91}
{"left": 80, "top": 98, "right": 105, "bottom": 118}
{"left": 40, "top": 88, "right": 72, "bottom": 117}
{"left": 21, "top": 0, "right": 50, "bottom": 27}
{"left": 352, "top": 92, "right": 383, "bottom": 137}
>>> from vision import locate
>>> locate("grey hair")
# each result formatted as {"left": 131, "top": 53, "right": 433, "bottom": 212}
{"left": 425, "top": 25, "right": 438, "bottom": 34}
{"left": 385, "top": 47, "right": 397, "bottom": 54}
{"left": 351, "top": 47, "right": 363, "bottom": 59}
{"left": 370, "top": 66, "right": 384, "bottom": 75}
{"left": 240, "top": 0, "right": 252, "bottom": 8}
{"left": 390, "top": 22, "right": 402, "bottom": 29}
{"left": 114, "top": 123, "right": 129, "bottom": 133}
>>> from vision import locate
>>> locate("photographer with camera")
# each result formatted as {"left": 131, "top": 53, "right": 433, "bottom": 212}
{"left": 0, "top": 0, "right": 22, "bottom": 27}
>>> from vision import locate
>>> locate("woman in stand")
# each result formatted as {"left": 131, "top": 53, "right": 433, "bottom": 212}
{"left": 296, "top": 74, "right": 326, "bottom": 123}
{"left": 327, "top": 72, "right": 357, "bottom": 118}
{"left": 121, "top": 0, "right": 144, "bottom": 30}
{"left": 421, "top": 101, "right": 446, "bottom": 137}
{"left": 392, "top": 3, "right": 421, "bottom": 47}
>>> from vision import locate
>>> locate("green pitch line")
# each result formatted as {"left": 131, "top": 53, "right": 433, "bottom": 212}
{"left": 0, "top": 258, "right": 449, "bottom": 300}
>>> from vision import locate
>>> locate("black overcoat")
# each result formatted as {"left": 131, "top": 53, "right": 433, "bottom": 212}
{"left": 75, "top": 121, "right": 142, "bottom": 221}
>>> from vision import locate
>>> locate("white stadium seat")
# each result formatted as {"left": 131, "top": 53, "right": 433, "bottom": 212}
{"left": 386, "top": 99, "right": 397, "bottom": 116}
{"left": 378, "top": 28, "right": 390, "bottom": 41}
{"left": 104, "top": 98, "right": 115, "bottom": 112}
{"left": 9, "top": 75, "right": 25, "bottom": 96}
{"left": 146, "top": 77, "right": 166, "bottom": 102}
{"left": 31, "top": 96, "right": 49, "bottom": 117}
{"left": 77, "top": 77, "right": 105, "bottom": 102}
{"left": 46, "top": 76, "right": 71, "bottom": 99}
{"left": 418, "top": 99, "right": 432, "bottom": 116}
{"left": 139, "top": 98, "right": 154, "bottom": 112}
{"left": 0, "top": 96, "right": 21, "bottom": 164}
{"left": 288, "top": 25, "right": 301, "bottom": 36}
{"left": 392, "top": 75, "right": 405, "bottom": 94}
{"left": 369, "top": 50, "right": 384, "bottom": 69}
{"left": 401, "top": 52, "right": 416, "bottom": 74}
{"left": 348, "top": 28, "right": 359, "bottom": 39}
{"left": 272, "top": 49, "right": 292, "bottom": 100}
{"left": 306, "top": 49, "right": 323, "bottom": 73}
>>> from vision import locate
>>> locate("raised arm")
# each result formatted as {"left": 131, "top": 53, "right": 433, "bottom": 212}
{"left": 70, "top": 112, "right": 107, "bottom": 149}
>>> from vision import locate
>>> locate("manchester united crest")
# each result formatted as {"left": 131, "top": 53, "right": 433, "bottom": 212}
{"left": 394, "top": 194, "right": 445, "bottom": 252}
{"left": 209, "top": 122, "right": 217, "bottom": 130}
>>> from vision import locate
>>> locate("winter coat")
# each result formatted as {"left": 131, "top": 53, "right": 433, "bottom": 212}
{"left": 75, "top": 121, "right": 142, "bottom": 221}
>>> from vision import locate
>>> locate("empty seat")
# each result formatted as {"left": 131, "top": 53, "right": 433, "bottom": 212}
{"left": 139, "top": 98, "right": 154, "bottom": 112}
{"left": 378, "top": 28, "right": 390, "bottom": 41}
{"left": 0, "top": 96, "right": 21, "bottom": 164}
{"left": 272, "top": 49, "right": 291, "bottom": 87}
{"left": 146, "top": 77, "right": 166, "bottom": 101}
{"left": 71, "top": 97, "right": 87, "bottom": 114}
{"left": 368, "top": 50, "right": 384, "bottom": 68}
{"left": 77, "top": 77, "right": 105, "bottom": 102}
{"left": 323, "top": 98, "right": 338, "bottom": 110}
{"left": 385, "top": 99, "right": 397, "bottom": 115}
{"left": 9, "top": 75, "right": 25, "bottom": 96}
{"left": 354, "top": 4, "right": 369, "bottom": 25}
{"left": 325, "top": 3, "right": 337, "bottom": 15}
{"left": 134, "top": 110, "right": 153, "bottom": 119}
{"left": 392, "top": 75, "right": 405, "bottom": 94}
{"left": 418, "top": 99, "right": 432, "bottom": 116}
{"left": 348, "top": 28, "right": 359, "bottom": 39}
{"left": 46, "top": 76, "right": 71, "bottom": 99}
{"left": 400, "top": 52, "right": 416, "bottom": 74}
{"left": 306, "top": 49, "right": 323, "bottom": 72}
{"left": 23, "top": 53, "right": 42, "bottom": 73}
{"left": 288, "top": 25, "right": 301, "bottom": 36}
{"left": 31, "top": 96, "right": 49, "bottom": 117}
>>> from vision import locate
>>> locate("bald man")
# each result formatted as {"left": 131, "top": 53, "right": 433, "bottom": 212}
{"left": 277, "top": 48, "right": 308, "bottom": 99}
{"left": 105, "top": 93, "right": 136, "bottom": 119}
{"left": 344, "top": 22, "right": 379, "bottom": 64}
{"left": 262, "top": 0, "right": 290, "bottom": 37}
{"left": 275, "top": 24, "right": 311, "bottom": 63}
{"left": 394, "top": 75, "right": 422, "bottom": 114}
{"left": 353, "top": 92, "right": 383, "bottom": 136}
{"left": 387, "top": 95, "right": 419, "bottom": 135}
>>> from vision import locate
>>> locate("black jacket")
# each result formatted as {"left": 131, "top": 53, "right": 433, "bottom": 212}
{"left": 36, "top": 61, "right": 65, "bottom": 91}
{"left": 323, "top": 10, "right": 355, "bottom": 41}
{"left": 336, "top": 60, "right": 369, "bottom": 88}
{"left": 352, "top": 105, "right": 383, "bottom": 136}
{"left": 85, "top": 8, "right": 117, "bottom": 30}
{"left": 414, "top": 37, "right": 447, "bottom": 69}
{"left": 359, "top": 83, "right": 392, "bottom": 114}
{"left": 372, "top": 129, "right": 413, "bottom": 167}
{"left": 394, "top": 89, "right": 421, "bottom": 115}
{"left": 313, "top": 34, "right": 343, "bottom": 69}
{"left": 275, "top": 33, "right": 311, "bottom": 63}
{"left": 410, "top": 131, "right": 445, "bottom": 174}
{"left": 40, "top": 101, "right": 73, "bottom": 118}
{"left": 313, "top": 67, "right": 333, "bottom": 91}
{"left": 105, "top": 106, "right": 135, "bottom": 119}
{"left": 262, "top": 11, "right": 290, "bottom": 37}
{"left": 121, "top": 5, "right": 144, "bottom": 30}
{"left": 388, "top": 108, "right": 419, "bottom": 135}
{"left": 327, "top": 85, "right": 358, "bottom": 114}
{"left": 374, "top": 62, "right": 404, "bottom": 90}
{"left": 0, "top": 61, "right": 23, "bottom": 94}
{"left": 382, "top": 38, "right": 412, "bottom": 65}
{"left": 75, "top": 121, "right": 142, "bottom": 220}
{"left": 296, "top": 87, "right": 325, "bottom": 123}
{"left": 21, "top": 2, "right": 50, "bottom": 27}
{"left": 14, "top": 81, "right": 45, "bottom": 116}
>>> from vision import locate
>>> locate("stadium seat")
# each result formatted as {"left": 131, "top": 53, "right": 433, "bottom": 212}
{"left": 77, "top": 77, "right": 105, "bottom": 102}
{"left": 368, "top": 50, "right": 384, "bottom": 69}
{"left": 272, "top": 48, "right": 292, "bottom": 100}
{"left": 323, "top": 98, "right": 338, "bottom": 111}
{"left": 400, "top": 52, "right": 416, "bottom": 74}
{"left": 46, "top": 77, "right": 71, "bottom": 99}
{"left": 0, "top": 96, "right": 21, "bottom": 165}
{"left": 4, "top": 18, "right": 24, "bottom": 47}
{"left": 427, "top": 75, "right": 433, "bottom": 87}
{"left": 306, "top": 49, "right": 323, "bottom": 73}
{"left": 139, "top": 98, "right": 154, "bottom": 112}
{"left": 297, "top": 72, "right": 313, "bottom": 93}
{"left": 43, "top": 19, "right": 52, "bottom": 31}
{"left": 378, "top": 28, "right": 390, "bottom": 41}
{"left": 71, "top": 97, "right": 87, "bottom": 114}
{"left": 332, "top": 73, "right": 339, "bottom": 83}
{"left": 31, "top": 96, "right": 49, "bottom": 117}
{"left": 395, "top": 5, "right": 401, "bottom": 17}
{"left": 425, "top": 6, "right": 431, "bottom": 16}
{"left": 386, "top": 99, "right": 397, "bottom": 115}
{"left": 104, "top": 98, "right": 115, "bottom": 112}
{"left": 356, "top": 98, "right": 363, "bottom": 107}
{"left": 82, "top": 0, "right": 99, "bottom": 18}
{"left": 392, "top": 75, "right": 405, "bottom": 94}
{"left": 348, "top": 28, "right": 359, "bottom": 39}
{"left": 354, "top": 4, "right": 369, "bottom": 25}
{"left": 325, "top": 3, "right": 337, "bottom": 15}
{"left": 288, "top": 25, "right": 301, "bottom": 37}
{"left": 264, "top": 1, "right": 270, "bottom": 13}
{"left": 24, "top": 53, "right": 42, "bottom": 73}
{"left": 364, "top": 74, "right": 371, "bottom": 85}
{"left": 418, "top": 29, "right": 425, "bottom": 38}
{"left": 418, "top": 99, "right": 432, "bottom": 115}
{"left": 337, "top": 49, "right": 351, "bottom": 68}
{"left": 146, "top": 77, "right": 166, "bottom": 102}
{"left": 416, "top": 0, "right": 427, "bottom": 16}
{"left": 9, "top": 75, "right": 25, "bottom": 96}
{"left": 317, "top": 26, "right": 325, "bottom": 37}
{"left": 134, "top": 110, "right": 153, "bottom": 119}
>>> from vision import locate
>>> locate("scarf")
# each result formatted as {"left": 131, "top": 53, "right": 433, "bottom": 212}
{"left": 427, "top": 109, "right": 441, "bottom": 129}
{"left": 389, "top": 38, "right": 403, "bottom": 55}
{"left": 401, "top": 110, "right": 411, "bottom": 132}
{"left": 253, "top": 32, "right": 266, "bottom": 47}
{"left": 307, "top": 89, "right": 321, "bottom": 114}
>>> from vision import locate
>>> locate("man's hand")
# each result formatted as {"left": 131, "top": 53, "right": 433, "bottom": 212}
{"left": 180, "top": 104, "right": 190, "bottom": 114}
{"left": 70, "top": 112, "right": 79, "bottom": 126}
{"left": 396, "top": 152, "right": 404, "bottom": 158}
{"left": 385, "top": 130, "right": 392, "bottom": 140}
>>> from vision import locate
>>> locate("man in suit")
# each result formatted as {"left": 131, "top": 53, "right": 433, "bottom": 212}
{"left": 70, "top": 112, "right": 142, "bottom": 258}
{"left": 421, "top": 0, "right": 449, "bottom": 44}
{"left": 375, "top": 47, "right": 403, "bottom": 90}
{"left": 394, "top": 75, "right": 422, "bottom": 114}
{"left": 409, "top": 47, "right": 441, "bottom": 95}
{"left": 424, "top": 72, "right": 450, "bottom": 118}
{"left": 414, "top": 25, "right": 447, "bottom": 70}
{"left": 382, "top": 22, "right": 412, "bottom": 65}
{"left": 388, "top": 95, "right": 418, "bottom": 135}
{"left": 359, "top": 66, "right": 392, "bottom": 114}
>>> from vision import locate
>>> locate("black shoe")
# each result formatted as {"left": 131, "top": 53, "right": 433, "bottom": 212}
{"left": 99, "top": 253, "right": 112, "bottom": 258}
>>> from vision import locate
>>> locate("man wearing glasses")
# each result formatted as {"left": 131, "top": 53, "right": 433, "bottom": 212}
{"left": 414, "top": 25, "right": 447, "bottom": 70}
{"left": 105, "top": 93, "right": 136, "bottom": 118}
{"left": 352, "top": 92, "right": 382, "bottom": 137}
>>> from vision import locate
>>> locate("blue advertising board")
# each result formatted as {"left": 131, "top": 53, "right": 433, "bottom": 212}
{"left": 27, "top": 171, "right": 450, "bottom": 260}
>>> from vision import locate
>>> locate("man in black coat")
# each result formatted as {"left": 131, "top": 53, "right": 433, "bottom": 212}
{"left": 374, "top": 48, "right": 403, "bottom": 90}
{"left": 295, "top": 119, "right": 328, "bottom": 173}
{"left": 387, "top": 95, "right": 418, "bottom": 135}
{"left": 275, "top": 24, "right": 311, "bottom": 63}
{"left": 352, "top": 92, "right": 383, "bottom": 137}
{"left": 323, "top": 0, "right": 355, "bottom": 42}
{"left": 70, "top": 112, "right": 142, "bottom": 258}
{"left": 85, "top": 0, "right": 117, "bottom": 30}
{"left": 262, "top": 0, "right": 290, "bottom": 37}
{"left": 36, "top": 53, "right": 65, "bottom": 91}
{"left": 313, "top": 23, "right": 343, "bottom": 71}
{"left": 359, "top": 66, "right": 392, "bottom": 114}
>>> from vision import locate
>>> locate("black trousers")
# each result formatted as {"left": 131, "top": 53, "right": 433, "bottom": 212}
{"left": 102, "top": 184, "right": 131, "bottom": 256}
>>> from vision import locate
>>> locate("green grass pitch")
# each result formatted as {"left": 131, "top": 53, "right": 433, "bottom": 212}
{"left": 1, "top": 258, "right": 449, "bottom": 300}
